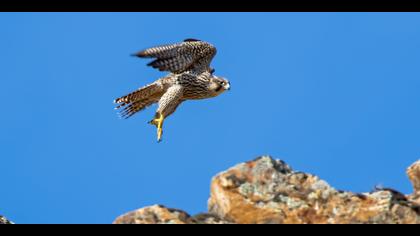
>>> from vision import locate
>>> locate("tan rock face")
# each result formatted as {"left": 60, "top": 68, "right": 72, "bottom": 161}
{"left": 113, "top": 205, "right": 232, "bottom": 224}
{"left": 407, "top": 160, "right": 420, "bottom": 205}
{"left": 113, "top": 205, "right": 190, "bottom": 224}
{"left": 208, "top": 156, "right": 420, "bottom": 224}
{"left": 113, "top": 156, "right": 420, "bottom": 224}
{"left": 408, "top": 160, "right": 420, "bottom": 195}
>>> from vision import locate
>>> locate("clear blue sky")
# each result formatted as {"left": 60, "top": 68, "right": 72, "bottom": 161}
{"left": 1, "top": 13, "right": 420, "bottom": 224}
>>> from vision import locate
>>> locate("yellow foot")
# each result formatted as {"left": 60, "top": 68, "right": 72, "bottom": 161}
{"left": 149, "top": 113, "right": 164, "bottom": 142}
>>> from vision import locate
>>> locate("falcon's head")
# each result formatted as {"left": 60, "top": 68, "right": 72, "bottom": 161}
{"left": 208, "top": 75, "right": 230, "bottom": 97}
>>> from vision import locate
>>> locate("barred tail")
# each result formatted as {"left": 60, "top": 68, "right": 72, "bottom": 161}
{"left": 114, "top": 83, "right": 162, "bottom": 119}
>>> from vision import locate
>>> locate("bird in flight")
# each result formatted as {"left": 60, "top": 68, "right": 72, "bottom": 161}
{"left": 114, "top": 39, "right": 230, "bottom": 142}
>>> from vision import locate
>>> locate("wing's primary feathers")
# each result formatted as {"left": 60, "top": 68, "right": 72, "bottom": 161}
{"left": 135, "top": 43, "right": 179, "bottom": 59}
{"left": 133, "top": 39, "right": 217, "bottom": 73}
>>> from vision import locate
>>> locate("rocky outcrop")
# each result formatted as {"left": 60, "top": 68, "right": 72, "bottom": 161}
{"left": 0, "top": 215, "right": 13, "bottom": 224}
{"left": 113, "top": 205, "right": 232, "bottom": 224}
{"left": 407, "top": 160, "right": 420, "bottom": 205}
{"left": 114, "top": 156, "right": 420, "bottom": 224}
{"left": 208, "top": 156, "right": 420, "bottom": 224}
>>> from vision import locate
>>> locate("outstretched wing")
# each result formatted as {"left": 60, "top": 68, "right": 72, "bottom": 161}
{"left": 133, "top": 39, "right": 216, "bottom": 73}
{"left": 114, "top": 82, "right": 164, "bottom": 119}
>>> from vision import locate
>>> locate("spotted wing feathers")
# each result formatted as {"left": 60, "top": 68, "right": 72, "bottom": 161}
{"left": 133, "top": 39, "right": 216, "bottom": 73}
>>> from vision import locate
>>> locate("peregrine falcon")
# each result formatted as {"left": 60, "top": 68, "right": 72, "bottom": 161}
{"left": 114, "top": 39, "right": 230, "bottom": 142}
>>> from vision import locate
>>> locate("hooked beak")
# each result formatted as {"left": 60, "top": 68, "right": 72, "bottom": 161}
{"left": 224, "top": 81, "right": 231, "bottom": 91}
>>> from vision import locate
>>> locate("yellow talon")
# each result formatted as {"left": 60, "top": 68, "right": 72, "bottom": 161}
{"left": 149, "top": 113, "right": 164, "bottom": 142}
{"left": 157, "top": 127, "right": 163, "bottom": 142}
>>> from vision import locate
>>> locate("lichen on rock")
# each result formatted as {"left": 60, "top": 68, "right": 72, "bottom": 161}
{"left": 114, "top": 156, "right": 420, "bottom": 224}
{"left": 113, "top": 205, "right": 233, "bottom": 224}
{"left": 208, "top": 156, "right": 420, "bottom": 224}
